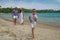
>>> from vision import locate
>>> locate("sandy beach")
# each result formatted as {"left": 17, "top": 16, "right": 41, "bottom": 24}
{"left": 0, "top": 17, "right": 60, "bottom": 40}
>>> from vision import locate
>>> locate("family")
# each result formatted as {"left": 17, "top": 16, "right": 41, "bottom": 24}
{"left": 12, "top": 7, "right": 38, "bottom": 38}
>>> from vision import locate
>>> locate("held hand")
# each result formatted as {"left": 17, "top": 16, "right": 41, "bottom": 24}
{"left": 33, "top": 17, "right": 37, "bottom": 21}
{"left": 30, "top": 20, "right": 32, "bottom": 23}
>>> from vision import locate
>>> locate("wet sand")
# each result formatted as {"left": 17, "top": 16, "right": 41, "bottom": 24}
{"left": 0, "top": 18, "right": 60, "bottom": 40}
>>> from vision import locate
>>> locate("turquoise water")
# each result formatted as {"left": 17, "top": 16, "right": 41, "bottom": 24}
{"left": 0, "top": 13, "right": 60, "bottom": 27}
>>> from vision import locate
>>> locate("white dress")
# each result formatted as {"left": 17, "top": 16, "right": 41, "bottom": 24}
{"left": 20, "top": 13, "right": 23, "bottom": 24}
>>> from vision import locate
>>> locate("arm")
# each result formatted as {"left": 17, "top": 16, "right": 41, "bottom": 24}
{"left": 34, "top": 18, "right": 37, "bottom": 22}
{"left": 34, "top": 15, "right": 38, "bottom": 22}
{"left": 21, "top": 11, "right": 24, "bottom": 19}
{"left": 17, "top": 11, "right": 19, "bottom": 18}
{"left": 29, "top": 16, "right": 32, "bottom": 22}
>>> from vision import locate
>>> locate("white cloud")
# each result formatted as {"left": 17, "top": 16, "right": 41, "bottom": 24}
{"left": 16, "top": 2, "right": 60, "bottom": 10}
{"left": 1, "top": 1, "right": 60, "bottom": 10}
{"left": 55, "top": 0, "right": 60, "bottom": 2}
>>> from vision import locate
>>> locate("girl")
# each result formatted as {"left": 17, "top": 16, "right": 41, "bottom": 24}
{"left": 20, "top": 9, "right": 24, "bottom": 25}
{"left": 29, "top": 9, "right": 38, "bottom": 38}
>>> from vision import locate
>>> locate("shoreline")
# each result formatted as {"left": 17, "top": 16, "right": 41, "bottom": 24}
{"left": 0, "top": 17, "right": 60, "bottom": 40}
{"left": 0, "top": 17, "right": 60, "bottom": 30}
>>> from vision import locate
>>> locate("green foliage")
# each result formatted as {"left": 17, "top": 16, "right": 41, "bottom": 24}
{"left": 0, "top": 8, "right": 60, "bottom": 13}
{"left": 37, "top": 10, "right": 60, "bottom": 13}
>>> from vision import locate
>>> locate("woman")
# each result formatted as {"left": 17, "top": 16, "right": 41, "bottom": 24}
{"left": 19, "top": 9, "right": 24, "bottom": 25}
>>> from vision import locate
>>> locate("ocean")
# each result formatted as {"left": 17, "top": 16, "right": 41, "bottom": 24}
{"left": 0, "top": 13, "right": 60, "bottom": 27}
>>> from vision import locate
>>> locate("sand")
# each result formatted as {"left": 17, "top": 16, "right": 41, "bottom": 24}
{"left": 0, "top": 17, "right": 60, "bottom": 40}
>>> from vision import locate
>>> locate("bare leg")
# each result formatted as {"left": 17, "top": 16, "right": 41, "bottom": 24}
{"left": 14, "top": 19, "right": 16, "bottom": 25}
{"left": 21, "top": 23, "right": 23, "bottom": 25}
{"left": 32, "top": 28, "right": 34, "bottom": 38}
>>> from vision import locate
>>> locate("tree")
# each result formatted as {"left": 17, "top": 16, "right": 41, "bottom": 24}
{"left": 0, "top": 6, "right": 1, "bottom": 7}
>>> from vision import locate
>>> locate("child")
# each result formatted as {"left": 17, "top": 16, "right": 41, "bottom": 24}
{"left": 29, "top": 9, "right": 38, "bottom": 38}
{"left": 20, "top": 9, "right": 24, "bottom": 25}
{"left": 12, "top": 7, "right": 18, "bottom": 25}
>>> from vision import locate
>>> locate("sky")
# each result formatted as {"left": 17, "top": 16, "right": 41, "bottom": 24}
{"left": 0, "top": 0, "right": 60, "bottom": 10}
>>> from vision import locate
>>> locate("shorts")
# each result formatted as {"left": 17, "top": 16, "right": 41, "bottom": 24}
{"left": 31, "top": 22, "right": 36, "bottom": 28}
{"left": 13, "top": 16, "right": 18, "bottom": 19}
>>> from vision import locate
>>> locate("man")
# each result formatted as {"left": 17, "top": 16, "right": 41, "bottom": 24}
{"left": 29, "top": 9, "right": 38, "bottom": 38}
{"left": 12, "top": 7, "right": 18, "bottom": 25}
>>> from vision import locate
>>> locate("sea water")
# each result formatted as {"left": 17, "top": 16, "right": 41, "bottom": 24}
{"left": 0, "top": 13, "right": 60, "bottom": 27}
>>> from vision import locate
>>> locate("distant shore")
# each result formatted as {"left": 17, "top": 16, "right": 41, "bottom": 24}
{"left": 0, "top": 8, "right": 60, "bottom": 13}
